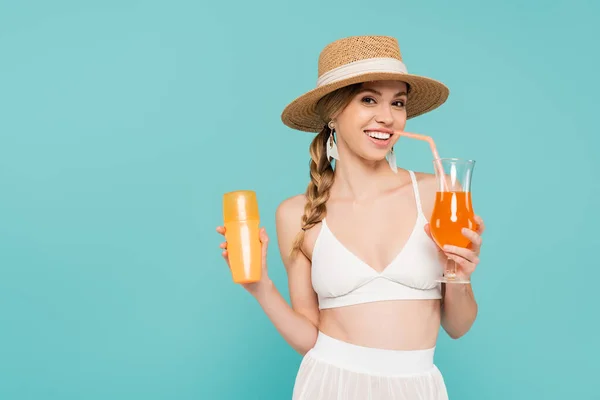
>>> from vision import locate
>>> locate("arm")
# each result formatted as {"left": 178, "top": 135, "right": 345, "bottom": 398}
{"left": 440, "top": 283, "right": 478, "bottom": 339}
{"left": 439, "top": 216, "right": 484, "bottom": 339}
{"left": 251, "top": 196, "right": 320, "bottom": 355}
{"left": 416, "top": 172, "right": 483, "bottom": 339}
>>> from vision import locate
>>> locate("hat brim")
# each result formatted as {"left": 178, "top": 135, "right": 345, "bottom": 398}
{"left": 281, "top": 72, "right": 450, "bottom": 133}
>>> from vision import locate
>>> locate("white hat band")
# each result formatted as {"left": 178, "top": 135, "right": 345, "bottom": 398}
{"left": 316, "top": 57, "right": 409, "bottom": 87}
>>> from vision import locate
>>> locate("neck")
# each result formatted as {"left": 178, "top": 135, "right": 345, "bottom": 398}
{"left": 331, "top": 152, "right": 399, "bottom": 203}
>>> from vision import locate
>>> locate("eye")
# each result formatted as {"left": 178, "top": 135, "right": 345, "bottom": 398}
{"left": 361, "top": 96, "right": 376, "bottom": 104}
{"left": 393, "top": 99, "right": 406, "bottom": 108}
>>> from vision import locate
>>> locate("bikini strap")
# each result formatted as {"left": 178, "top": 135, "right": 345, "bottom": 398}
{"left": 408, "top": 170, "right": 424, "bottom": 215}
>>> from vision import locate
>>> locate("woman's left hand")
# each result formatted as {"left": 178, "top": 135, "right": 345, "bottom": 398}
{"left": 425, "top": 215, "right": 486, "bottom": 281}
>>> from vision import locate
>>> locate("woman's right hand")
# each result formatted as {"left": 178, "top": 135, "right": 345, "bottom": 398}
{"left": 215, "top": 225, "right": 273, "bottom": 296}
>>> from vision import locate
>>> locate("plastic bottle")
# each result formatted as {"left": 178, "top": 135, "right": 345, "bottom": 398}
{"left": 222, "top": 190, "right": 262, "bottom": 284}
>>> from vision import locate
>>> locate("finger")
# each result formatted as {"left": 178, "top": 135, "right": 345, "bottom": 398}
{"left": 461, "top": 227, "right": 482, "bottom": 248}
{"left": 219, "top": 241, "right": 227, "bottom": 249}
{"left": 216, "top": 226, "right": 226, "bottom": 235}
{"left": 259, "top": 227, "right": 269, "bottom": 265}
{"left": 259, "top": 227, "right": 269, "bottom": 244}
{"left": 425, "top": 224, "right": 447, "bottom": 256}
{"left": 424, "top": 224, "right": 438, "bottom": 246}
{"left": 474, "top": 215, "right": 485, "bottom": 235}
{"left": 448, "top": 254, "right": 476, "bottom": 275}
{"left": 424, "top": 223, "right": 432, "bottom": 239}
{"left": 221, "top": 250, "right": 230, "bottom": 268}
{"left": 443, "top": 244, "right": 480, "bottom": 264}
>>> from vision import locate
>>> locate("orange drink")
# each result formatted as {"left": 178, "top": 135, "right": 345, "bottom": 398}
{"left": 430, "top": 191, "right": 478, "bottom": 249}
{"left": 429, "top": 158, "right": 477, "bottom": 284}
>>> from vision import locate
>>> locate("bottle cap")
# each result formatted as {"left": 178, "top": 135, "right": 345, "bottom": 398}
{"left": 223, "top": 190, "right": 260, "bottom": 223}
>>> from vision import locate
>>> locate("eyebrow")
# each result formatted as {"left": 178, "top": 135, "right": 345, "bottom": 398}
{"left": 360, "top": 88, "right": 408, "bottom": 97}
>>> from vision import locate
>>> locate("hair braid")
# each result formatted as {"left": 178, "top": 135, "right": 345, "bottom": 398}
{"left": 289, "top": 126, "right": 335, "bottom": 257}
{"left": 288, "top": 83, "right": 363, "bottom": 258}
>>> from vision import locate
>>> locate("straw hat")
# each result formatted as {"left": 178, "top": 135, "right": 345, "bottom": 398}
{"left": 281, "top": 35, "right": 450, "bottom": 132}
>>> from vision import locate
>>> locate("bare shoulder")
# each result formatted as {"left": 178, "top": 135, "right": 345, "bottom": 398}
{"left": 412, "top": 171, "right": 437, "bottom": 217}
{"left": 275, "top": 194, "right": 308, "bottom": 265}
{"left": 413, "top": 171, "right": 437, "bottom": 186}
{"left": 275, "top": 194, "right": 306, "bottom": 232}
{"left": 275, "top": 194, "right": 306, "bottom": 222}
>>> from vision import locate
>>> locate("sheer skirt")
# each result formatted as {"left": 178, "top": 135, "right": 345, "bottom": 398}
{"left": 292, "top": 332, "right": 448, "bottom": 400}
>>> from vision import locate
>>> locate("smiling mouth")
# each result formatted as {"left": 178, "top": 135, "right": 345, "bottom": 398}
{"left": 364, "top": 130, "right": 392, "bottom": 141}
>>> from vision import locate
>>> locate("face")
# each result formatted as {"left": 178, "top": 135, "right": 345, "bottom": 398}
{"left": 332, "top": 80, "right": 408, "bottom": 163}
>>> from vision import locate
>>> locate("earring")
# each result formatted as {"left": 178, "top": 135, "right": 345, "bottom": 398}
{"left": 387, "top": 147, "right": 398, "bottom": 173}
{"left": 326, "top": 122, "right": 340, "bottom": 162}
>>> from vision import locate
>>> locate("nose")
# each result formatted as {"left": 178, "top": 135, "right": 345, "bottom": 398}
{"left": 375, "top": 104, "right": 394, "bottom": 126}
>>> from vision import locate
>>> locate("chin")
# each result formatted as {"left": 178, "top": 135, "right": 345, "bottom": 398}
{"left": 360, "top": 148, "right": 389, "bottom": 163}
{"left": 362, "top": 131, "right": 397, "bottom": 152}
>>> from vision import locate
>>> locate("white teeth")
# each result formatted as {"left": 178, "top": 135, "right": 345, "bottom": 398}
{"left": 365, "top": 131, "right": 391, "bottom": 140}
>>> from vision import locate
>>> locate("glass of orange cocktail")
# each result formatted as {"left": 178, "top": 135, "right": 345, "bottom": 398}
{"left": 429, "top": 158, "right": 478, "bottom": 284}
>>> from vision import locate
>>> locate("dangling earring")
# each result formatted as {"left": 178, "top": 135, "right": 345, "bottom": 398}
{"left": 387, "top": 146, "right": 398, "bottom": 173}
{"left": 326, "top": 122, "right": 340, "bottom": 162}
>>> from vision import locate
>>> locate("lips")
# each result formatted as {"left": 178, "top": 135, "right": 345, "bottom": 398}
{"left": 365, "top": 130, "right": 392, "bottom": 140}
{"left": 364, "top": 130, "right": 393, "bottom": 147}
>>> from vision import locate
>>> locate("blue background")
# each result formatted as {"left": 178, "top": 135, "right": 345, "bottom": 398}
{"left": 1, "top": 0, "right": 598, "bottom": 399}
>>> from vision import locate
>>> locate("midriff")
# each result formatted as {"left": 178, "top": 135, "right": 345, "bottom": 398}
{"left": 318, "top": 299, "right": 441, "bottom": 350}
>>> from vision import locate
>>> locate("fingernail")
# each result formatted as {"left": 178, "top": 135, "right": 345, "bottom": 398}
{"left": 443, "top": 245, "right": 452, "bottom": 251}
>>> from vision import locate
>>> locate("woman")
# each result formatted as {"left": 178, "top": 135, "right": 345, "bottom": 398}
{"left": 216, "top": 35, "right": 485, "bottom": 399}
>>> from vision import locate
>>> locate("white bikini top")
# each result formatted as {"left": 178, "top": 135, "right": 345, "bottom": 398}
{"left": 311, "top": 170, "right": 444, "bottom": 309}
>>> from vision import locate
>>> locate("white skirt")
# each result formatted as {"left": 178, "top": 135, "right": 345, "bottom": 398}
{"left": 292, "top": 332, "right": 448, "bottom": 400}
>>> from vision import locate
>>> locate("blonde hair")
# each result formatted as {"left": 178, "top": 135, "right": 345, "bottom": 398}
{"left": 289, "top": 83, "right": 363, "bottom": 258}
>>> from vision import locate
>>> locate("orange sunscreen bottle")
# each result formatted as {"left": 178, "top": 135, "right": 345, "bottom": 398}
{"left": 222, "top": 190, "right": 262, "bottom": 284}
